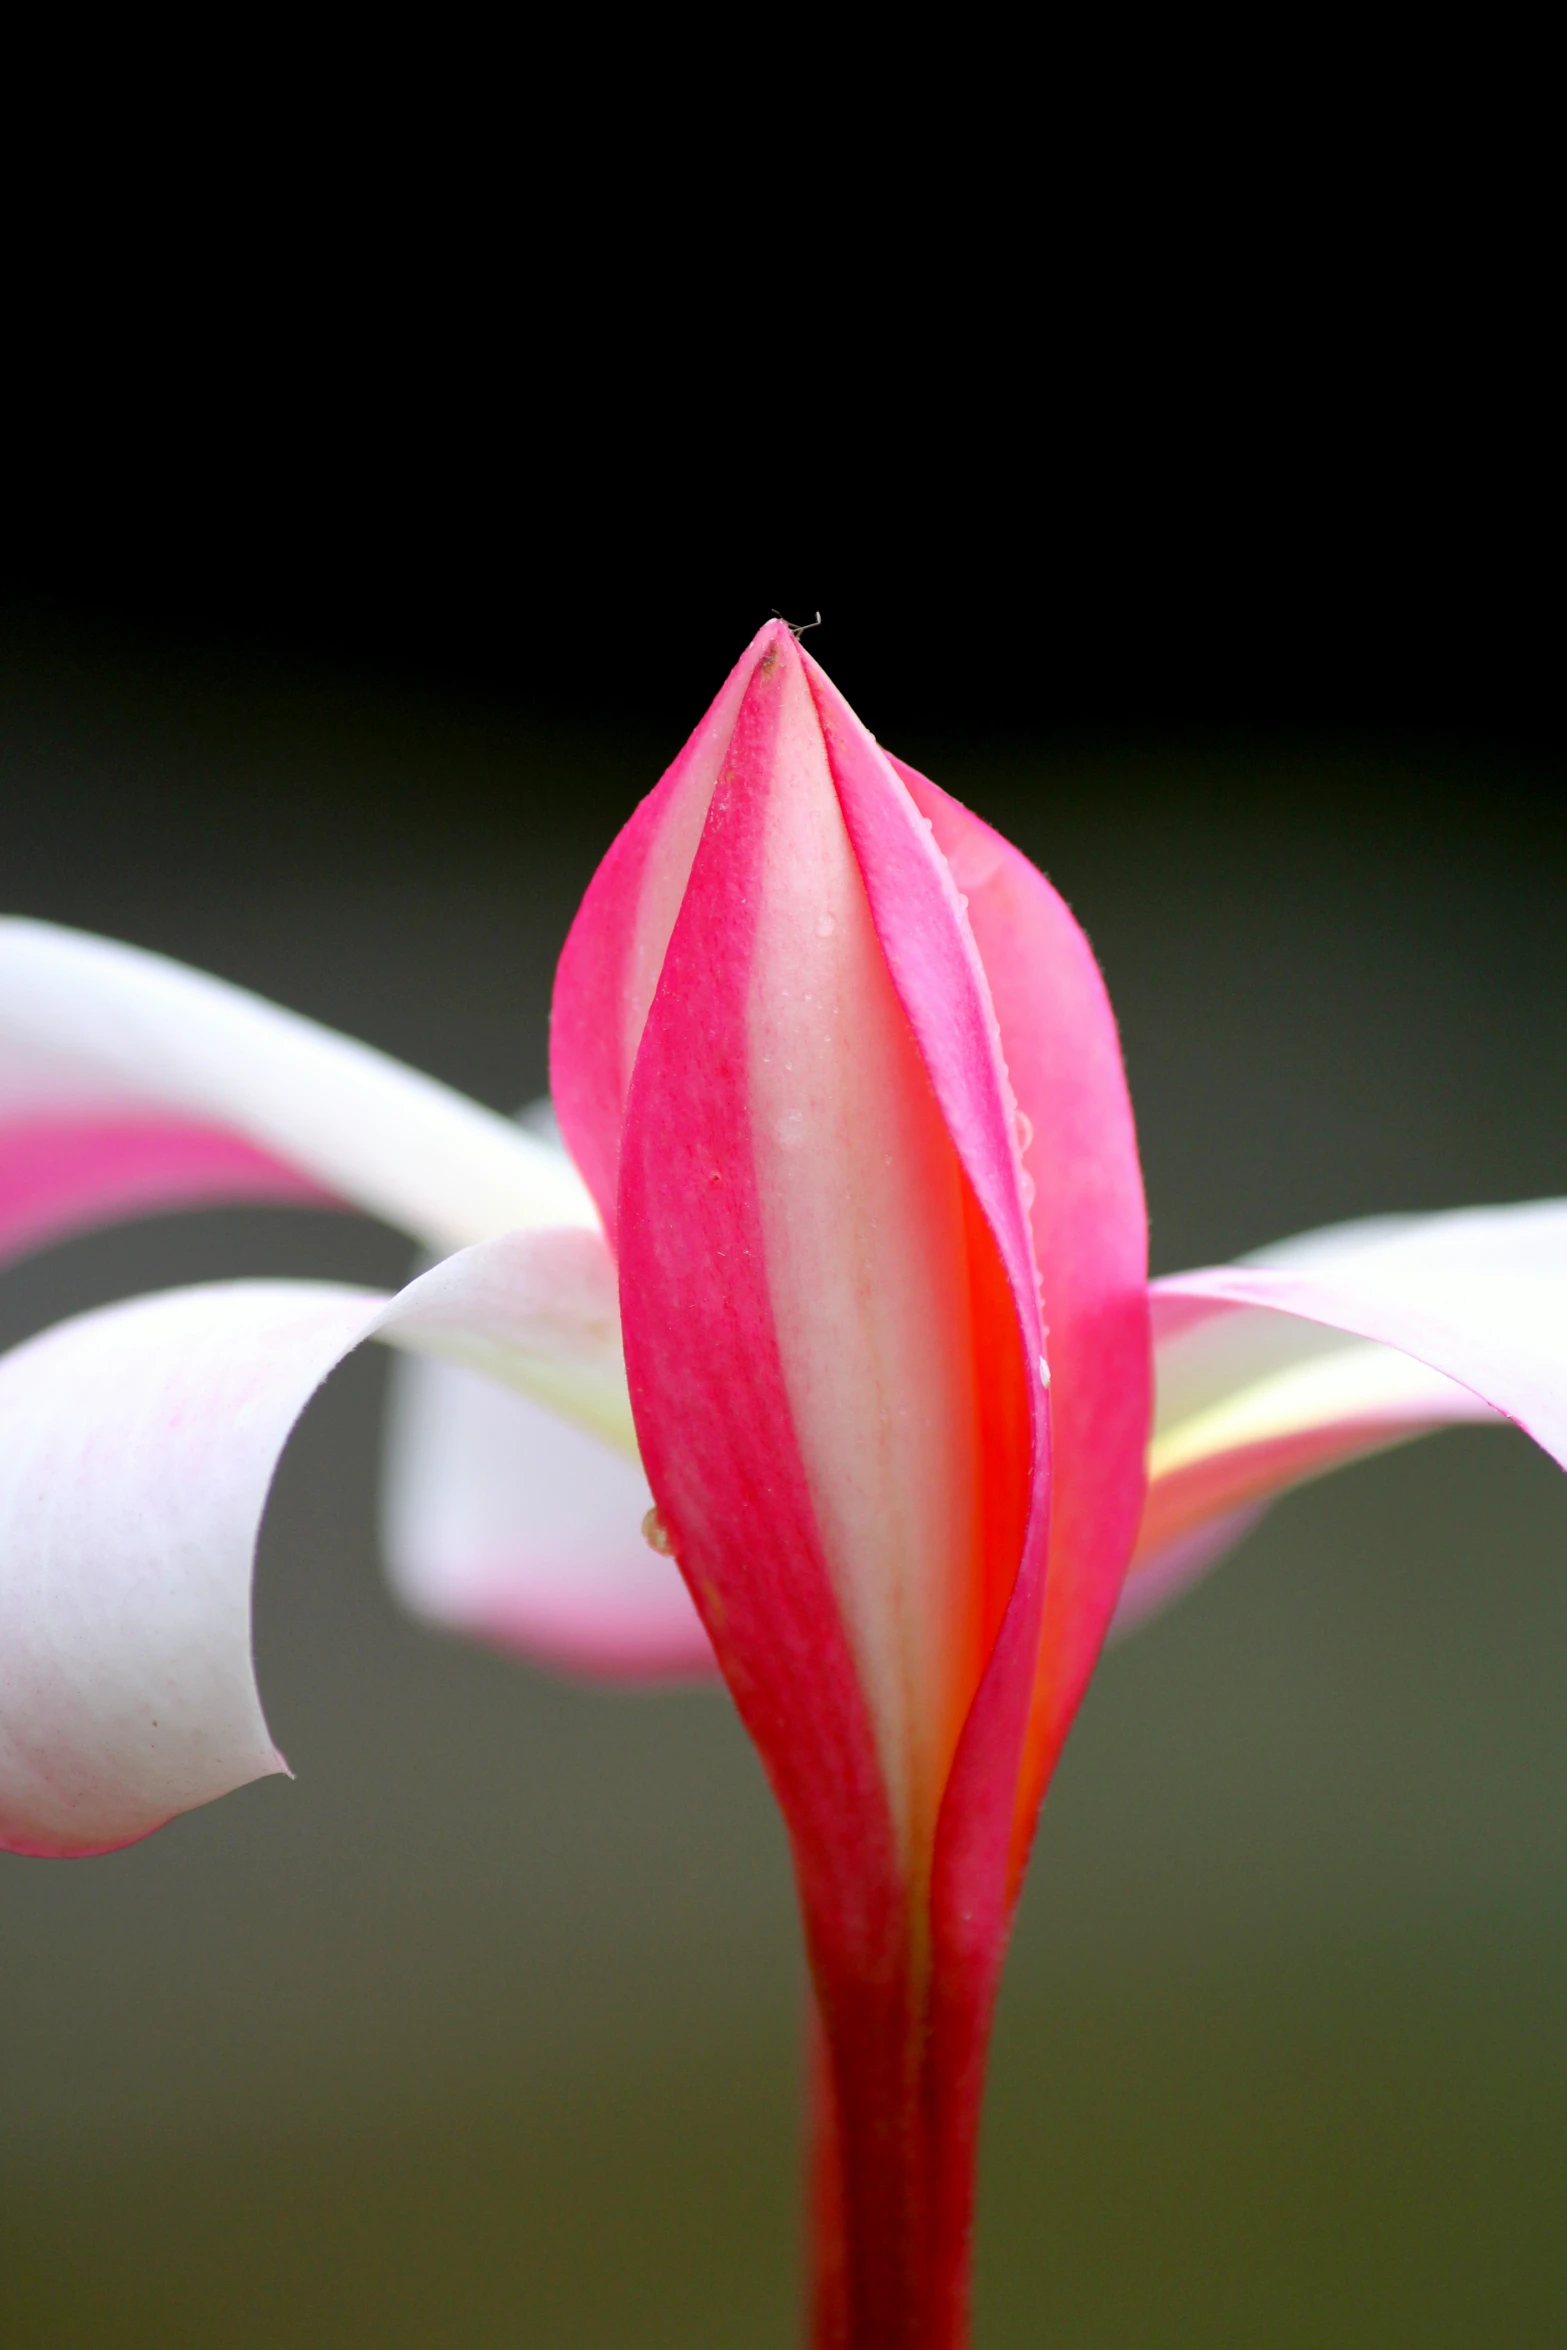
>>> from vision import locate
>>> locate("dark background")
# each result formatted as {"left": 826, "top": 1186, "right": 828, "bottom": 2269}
{"left": 1, "top": 315, "right": 1563, "bottom": 2347}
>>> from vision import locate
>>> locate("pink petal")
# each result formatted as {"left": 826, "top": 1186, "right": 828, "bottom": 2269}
{"left": 614, "top": 632, "right": 1047, "bottom": 2331}
{"left": 0, "top": 1113, "right": 332, "bottom": 1262}
{"left": 1109, "top": 1504, "right": 1273, "bottom": 1633}
{"left": 779, "top": 671, "right": 1049, "bottom": 2328}
{"left": 551, "top": 634, "right": 764, "bottom": 1241}
{"left": 617, "top": 629, "right": 942, "bottom": 1979}
{"left": 1118, "top": 1201, "right": 1567, "bottom": 1625}
{"left": 381, "top": 1351, "right": 717, "bottom": 1679}
{"left": 0, "top": 919, "right": 595, "bottom": 1261}
{"left": 799, "top": 668, "right": 1050, "bottom": 1954}
{"left": 883, "top": 757, "right": 1152, "bottom": 1861}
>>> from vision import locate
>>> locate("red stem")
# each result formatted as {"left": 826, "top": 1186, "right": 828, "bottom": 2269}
{"left": 804, "top": 1956, "right": 997, "bottom": 2350}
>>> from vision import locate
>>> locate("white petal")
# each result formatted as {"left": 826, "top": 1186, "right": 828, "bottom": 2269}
{"left": 1160, "top": 1201, "right": 1567, "bottom": 1459}
{"left": 0, "top": 1224, "right": 644, "bottom": 1856}
{"left": 0, "top": 1280, "right": 385, "bottom": 1855}
{"left": 1115, "top": 1200, "right": 1567, "bottom": 1628}
{"left": 379, "top": 1223, "right": 638, "bottom": 1456}
{"left": 0, "top": 919, "right": 595, "bottom": 1256}
{"left": 381, "top": 1352, "right": 715, "bottom": 1679}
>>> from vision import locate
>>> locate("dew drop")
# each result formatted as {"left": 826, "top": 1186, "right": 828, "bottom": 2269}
{"left": 815, "top": 912, "right": 837, "bottom": 938}
{"left": 641, "top": 1508, "right": 674, "bottom": 1556}
{"left": 1015, "top": 1110, "right": 1034, "bottom": 1153}
{"left": 1019, "top": 1168, "right": 1037, "bottom": 1210}
{"left": 1038, "top": 1355, "right": 1051, "bottom": 1389}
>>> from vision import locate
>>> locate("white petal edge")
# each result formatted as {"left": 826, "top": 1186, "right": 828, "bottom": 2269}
{"left": 0, "top": 919, "right": 596, "bottom": 1252}
{"left": 1113, "top": 1200, "right": 1567, "bottom": 1632}
{"left": 0, "top": 1224, "right": 635, "bottom": 1857}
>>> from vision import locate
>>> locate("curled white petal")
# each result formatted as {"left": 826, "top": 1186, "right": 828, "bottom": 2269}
{"left": 1116, "top": 1200, "right": 1567, "bottom": 1629}
{"left": 0, "top": 918, "right": 596, "bottom": 1253}
{"left": 0, "top": 1280, "right": 384, "bottom": 1855}
{"left": 0, "top": 1223, "right": 639, "bottom": 1856}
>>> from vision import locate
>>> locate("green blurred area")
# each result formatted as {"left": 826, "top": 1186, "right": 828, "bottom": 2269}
{"left": 1, "top": 616, "right": 1564, "bottom": 2344}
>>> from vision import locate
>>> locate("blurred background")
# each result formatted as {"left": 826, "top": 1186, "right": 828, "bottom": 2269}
{"left": 1, "top": 239, "right": 1563, "bottom": 2342}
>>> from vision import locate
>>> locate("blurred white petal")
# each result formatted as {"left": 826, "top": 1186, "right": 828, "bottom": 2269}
{"left": 381, "top": 1351, "right": 715, "bottom": 1679}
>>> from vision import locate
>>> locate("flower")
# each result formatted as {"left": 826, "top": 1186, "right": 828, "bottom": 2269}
{"left": 2, "top": 621, "right": 1565, "bottom": 2346}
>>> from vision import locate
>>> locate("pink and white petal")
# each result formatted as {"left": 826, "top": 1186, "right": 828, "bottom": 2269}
{"left": 0, "top": 1279, "right": 388, "bottom": 1857}
{"left": 0, "top": 1112, "right": 335, "bottom": 1262}
{"left": 884, "top": 756, "right": 1151, "bottom": 1851}
{"left": 801, "top": 664, "right": 1050, "bottom": 2044}
{"left": 1156, "top": 1202, "right": 1567, "bottom": 1467}
{"left": 551, "top": 633, "right": 765, "bottom": 1239}
{"left": 1109, "top": 1504, "right": 1274, "bottom": 1634}
{"left": 618, "top": 637, "right": 921, "bottom": 1997}
{"left": 380, "top": 1350, "right": 717, "bottom": 1679}
{"left": 0, "top": 918, "right": 595, "bottom": 1262}
{"left": 1114, "top": 1201, "right": 1567, "bottom": 1629}
{"left": 1115, "top": 1331, "right": 1492, "bottom": 1627}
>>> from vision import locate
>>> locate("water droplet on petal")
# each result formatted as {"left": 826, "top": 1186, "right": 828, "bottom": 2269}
{"left": 1019, "top": 1168, "right": 1037, "bottom": 1210}
{"left": 1039, "top": 1355, "right": 1051, "bottom": 1388}
{"left": 1015, "top": 1111, "right": 1034, "bottom": 1153}
{"left": 815, "top": 912, "right": 837, "bottom": 938}
{"left": 642, "top": 1508, "right": 674, "bottom": 1555}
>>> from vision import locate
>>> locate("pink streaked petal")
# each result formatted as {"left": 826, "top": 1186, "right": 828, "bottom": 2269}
{"left": 0, "top": 1112, "right": 334, "bottom": 1265}
{"left": 616, "top": 633, "right": 905, "bottom": 1995}
{"left": 881, "top": 760, "right": 1151, "bottom": 1870}
{"left": 1116, "top": 1318, "right": 1491, "bottom": 1625}
{"left": 1108, "top": 1503, "right": 1272, "bottom": 1634}
{"left": 750, "top": 647, "right": 1019, "bottom": 1870}
{"left": 381, "top": 1349, "right": 717, "bottom": 1680}
{"left": 0, "top": 919, "right": 594, "bottom": 1257}
{"left": 551, "top": 631, "right": 767, "bottom": 1241}
{"left": 807, "top": 680, "right": 1041, "bottom": 1340}
{"left": 1110, "top": 1204, "right": 1567, "bottom": 1627}
{"left": 617, "top": 635, "right": 1043, "bottom": 2333}
{"left": 801, "top": 673, "right": 1050, "bottom": 2107}
{"left": 1156, "top": 1202, "right": 1567, "bottom": 1469}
